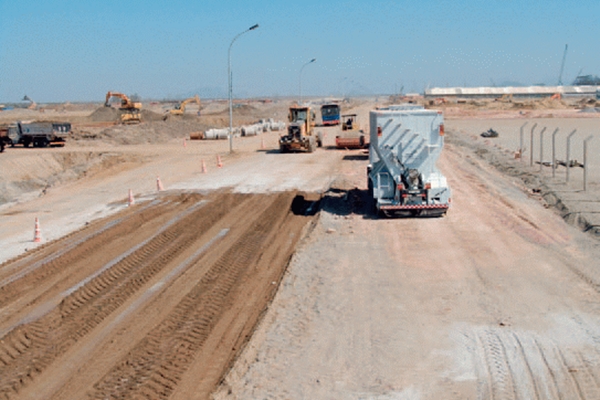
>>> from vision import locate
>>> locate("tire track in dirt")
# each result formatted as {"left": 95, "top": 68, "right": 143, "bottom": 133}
{"left": 88, "top": 192, "right": 299, "bottom": 400}
{"left": 0, "top": 190, "right": 317, "bottom": 399}
{"left": 0, "top": 192, "right": 247, "bottom": 398}
{"left": 0, "top": 199, "right": 168, "bottom": 308}
{"left": 474, "top": 327, "right": 600, "bottom": 400}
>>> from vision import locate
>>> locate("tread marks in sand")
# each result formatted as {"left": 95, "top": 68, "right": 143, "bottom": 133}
{"left": 0, "top": 191, "right": 313, "bottom": 399}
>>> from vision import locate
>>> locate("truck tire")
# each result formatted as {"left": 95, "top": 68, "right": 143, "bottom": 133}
{"left": 307, "top": 138, "right": 315, "bottom": 153}
{"left": 23, "top": 139, "right": 31, "bottom": 148}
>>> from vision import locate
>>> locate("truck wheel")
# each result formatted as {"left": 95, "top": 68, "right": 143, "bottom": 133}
{"left": 23, "top": 140, "right": 31, "bottom": 148}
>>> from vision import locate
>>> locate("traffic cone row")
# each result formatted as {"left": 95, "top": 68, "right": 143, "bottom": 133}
{"left": 202, "top": 159, "right": 207, "bottom": 173}
{"left": 217, "top": 155, "right": 223, "bottom": 168}
{"left": 183, "top": 138, "right": 187, "bottom": 148}
{"left": 156, "top": 177, "right": 164, "bottom": 191}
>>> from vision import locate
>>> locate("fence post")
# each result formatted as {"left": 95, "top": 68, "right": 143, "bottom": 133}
{"left": 551, "top": 128, "right": 559, "bottom": 178}
{"left": 539, "top": 127, "right": 547, "bottom": 172}
{"left": 584, "top": 135, "right": 593, "bottom": 191}
{"left": 530, "top": 123, "right": 538, "bottom": 167}
{"left": 566, "top": 129, "right": 577, "bottom": 183}
{"left": 520, "top": 121, "right": 528, "bottom": 162}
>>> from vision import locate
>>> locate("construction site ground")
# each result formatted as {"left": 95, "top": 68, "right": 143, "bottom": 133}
{"left": 2, "top": 98, "right": 600, "bottom": 399}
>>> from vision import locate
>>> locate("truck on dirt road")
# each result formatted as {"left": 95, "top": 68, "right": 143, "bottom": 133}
{"left": 279, "top": 105, "right": 322, "bottom": 152}
{"left": 7, "top": 121, "right": 69, "bottom": 148}
{"left": 367, "top": 104, "right": 450, "bottom": 217}
{"left": 320, "top": 103, "right": 340, "bottom": 126}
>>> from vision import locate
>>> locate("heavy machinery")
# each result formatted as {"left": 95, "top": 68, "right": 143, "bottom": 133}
{"left": 320, "top": 103, "right": 340, "bottom": 125}
{"left": 279, "top": 105, "right": 321, "bottom": 152}
{"left": 335, "top": 114, "right": 367, "bottom": 149}
{"left": 104, "top": 91, "right": 142, "bottom": 124}
{"left": 0, "top": 126, "right": 10, "bottom": 152}
{"left": 6, "top": 121, "right": 69, "bottom": 148}
{"left": 367, "top": 104, "right": 450, "bottom": 217}
{"left": 23, "top": 95, "right": 37, "bottom": 110}
{"left": 169, "top": 95, "right": 201, "bottom": 115}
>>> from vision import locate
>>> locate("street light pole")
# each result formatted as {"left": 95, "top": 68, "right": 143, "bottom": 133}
{"left": 228, "top": 23, "right": 259, "bottom": 153}
{"left": 299, "top": 58, "right": 316, "bottom": 105}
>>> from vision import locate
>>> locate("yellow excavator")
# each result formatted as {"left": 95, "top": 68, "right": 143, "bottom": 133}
{"left": 104, "top": 91, "right": 142, "bottom": 124}
{"left": 169, "top": 95, "right": 201, "bottom": 115}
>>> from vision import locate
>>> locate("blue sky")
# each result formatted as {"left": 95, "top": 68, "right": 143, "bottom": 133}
{"left": 1, "top": 0, "right": 598, "bottom": 103}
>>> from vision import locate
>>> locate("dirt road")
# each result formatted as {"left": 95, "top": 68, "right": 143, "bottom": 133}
{"left": 0, "top": 190, "right": 317, "bottom": 399}
{"left": 3, "top": 101, "right": 600, "bottom": 399}
{"left": 215, "top": 131, "right": 600, "bottom": 399}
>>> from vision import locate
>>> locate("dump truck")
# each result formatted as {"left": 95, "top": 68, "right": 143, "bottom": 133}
{"left": 367, "top": 104, "right": 450, "bottom": 217}
{"left": 320, "top": 103, "right": 340, "bottom": 126}
{"left": 7, "top": 121, "right": 69, "bottom": 148}
{"left": 335, "top": 114, "right": 367, "bottom": 149}
{"left": 279, "top": 105, "right": 321, "bottom": 152}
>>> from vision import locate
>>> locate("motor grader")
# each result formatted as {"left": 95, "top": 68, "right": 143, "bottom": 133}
{"left": 279, "top": 105, "right": 322, "bottom": 153}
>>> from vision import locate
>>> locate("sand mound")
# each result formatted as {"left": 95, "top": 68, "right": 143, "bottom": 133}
{"left": 89, "top": 107, "right": 120, "bottom": 122}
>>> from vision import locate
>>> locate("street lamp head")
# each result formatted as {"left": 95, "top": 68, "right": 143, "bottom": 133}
{"left": 249, "top": 24, "right": 259, "bottom": 30}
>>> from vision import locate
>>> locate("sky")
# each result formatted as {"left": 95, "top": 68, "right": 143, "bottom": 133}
{"left": 1, "top": 0, "right": 599, "bottom": 103}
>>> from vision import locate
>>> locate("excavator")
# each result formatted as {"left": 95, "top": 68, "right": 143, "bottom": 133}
{"left": 104, "top": 91, "right": 142, "bottom": 124}
{"left": 169, "top": 95, "right": 201, "bottom": 116}
{"left": 23, "top": 95, "right": 37, "bottom": 110}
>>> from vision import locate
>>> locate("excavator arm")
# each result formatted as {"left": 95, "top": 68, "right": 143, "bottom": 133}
{"left": 105, "top": 91, "right": 141, "bottom": 110}
{"left": 170, "top": 95, "right": 201, "bottom": 115}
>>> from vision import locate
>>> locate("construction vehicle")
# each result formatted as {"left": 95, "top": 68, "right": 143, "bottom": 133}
{"left": 279, "top": 105, "right": 321, "bottom": 152}
{"left": 367, "top": 104, "right": 450, "bottom": 217}
{"left": 169, "top": 95, "right": 201, "bottom": 115}
{"left": 22, "top": 95, "right": 37, "bottom": 110}
{"left": 6, "top": 121, "right": 69, "bottom": 148}
{"left": 335, "top": 114, "right": 367, "bottom": 149}
{"left": 104, "top": 91, "right": 142, "bottom": 124}
{"left": 0, "top": 126, "right": 10, "bottom": 152}
{"left": 320, "top": 103, "right": 340, "bottom": 125}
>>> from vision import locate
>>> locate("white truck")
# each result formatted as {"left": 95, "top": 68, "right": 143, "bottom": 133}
{"left": 367, "top": 104, "right": 450, "bottom": 217}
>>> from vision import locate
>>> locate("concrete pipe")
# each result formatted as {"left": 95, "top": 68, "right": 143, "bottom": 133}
{"left": 203, "top": 128, "right": 229, "bottom": 140}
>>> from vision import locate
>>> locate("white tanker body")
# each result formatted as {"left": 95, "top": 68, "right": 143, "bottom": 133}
{"left": 367, "top": 105, "right": 451, "bottom": 217}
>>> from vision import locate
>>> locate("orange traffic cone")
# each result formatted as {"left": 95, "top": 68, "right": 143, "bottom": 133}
{"left": 202, "top": 159, "right": 207, "bottom": 173}
{"left": 156, "top": 176, "right": 164, "bottom": 191}
{"left": 33, "top": 217, "right": 42, "bottom": 243}
{"left": 128, "top": 189, "right": 135, "bottom": 206}
{"left": 183, "top": 138, "right": 187, "bottom": 147}
{"left": 217, "top": 155, "right": 223, "bottom": 168}
{"left": 261, "top": 137, "right": 266, "bottom": 149}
